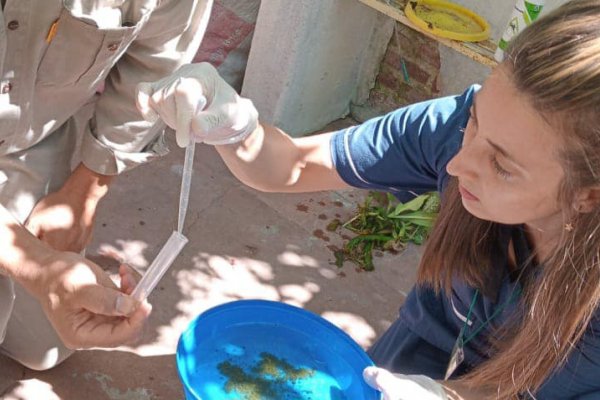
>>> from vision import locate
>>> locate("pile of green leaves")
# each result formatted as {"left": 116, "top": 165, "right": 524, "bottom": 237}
{"left": 331, "top": 191, "right": 441, "bottom": 271}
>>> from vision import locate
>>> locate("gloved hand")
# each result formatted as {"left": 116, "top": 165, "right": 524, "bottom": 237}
{"left": 136, "top": 63, "right": 259, "bottom": 148}
{"left": 363, "top": 366, "right": 448, "bottom": 400}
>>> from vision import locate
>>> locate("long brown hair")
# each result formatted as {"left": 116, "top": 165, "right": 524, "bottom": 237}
{"left": 417, "top": 1, "right": 600, "bottom": 397}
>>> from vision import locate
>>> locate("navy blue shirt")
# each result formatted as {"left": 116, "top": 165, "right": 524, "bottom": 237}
{"left": 330, "top": 86, "right": 600, "bottom": 399}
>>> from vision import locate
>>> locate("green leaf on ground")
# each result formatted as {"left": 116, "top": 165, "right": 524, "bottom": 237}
{"left": 335, "top": 191, "right": 440, "bottom": 271}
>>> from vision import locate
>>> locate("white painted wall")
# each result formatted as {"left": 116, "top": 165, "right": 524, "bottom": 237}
{"left": 440, "top": 0, "right": 568, "bottom": 95}
{"left": 242, "top": 0, "right": 394, "bottom": 136}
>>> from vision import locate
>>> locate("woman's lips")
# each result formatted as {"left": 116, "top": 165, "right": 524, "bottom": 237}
{"left": 459, "top": 185, "right": 480, "bottom": 201}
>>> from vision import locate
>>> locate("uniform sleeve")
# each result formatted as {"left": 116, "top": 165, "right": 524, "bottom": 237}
{"left": 80, "top": 0, "right": 212, "bottom": 175}
{"left": 330, "top": 85, "right": 477, "bottom": 201}
{"left": 535, "top": 315, "right": 600, "bottom": 399}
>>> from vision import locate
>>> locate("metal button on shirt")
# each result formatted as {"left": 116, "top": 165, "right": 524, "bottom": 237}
{"left": 107, "top": 42, "right": 119, "bottom": 52}
{"left": 7, "top": 20, "right": 19, "bottom": 30}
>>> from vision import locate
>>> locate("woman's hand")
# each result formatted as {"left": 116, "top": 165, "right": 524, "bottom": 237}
{"left": 136, "top": 62, "right": 259, "bottom": 148}
{"left": 363, "top": 367, "right": 448, "bottom": 400}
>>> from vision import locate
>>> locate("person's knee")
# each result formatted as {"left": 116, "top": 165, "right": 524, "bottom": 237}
{"left": 11, "top": 346, "right": 74, "bottom": 371}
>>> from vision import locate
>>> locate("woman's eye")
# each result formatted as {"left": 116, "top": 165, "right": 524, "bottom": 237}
{"left": 491, "top": 156, "right": 512, "bottom": 179}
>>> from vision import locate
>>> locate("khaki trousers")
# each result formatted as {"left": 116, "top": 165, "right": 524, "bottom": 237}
{"left": 0, "top": 110, "right": 89, "bottom": 370}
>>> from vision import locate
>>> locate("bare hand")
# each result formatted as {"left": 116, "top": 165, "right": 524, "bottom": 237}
{"left": 25, "top": 188, "right": 97, "bottom": 253}
{"left": 25, "top": 164, "right": 112, "bottom": 253}
{"left": 119, "top": 263, "right": 142, "bottom": 295}
{"left": 25, "top": 252, "right": 152, "bottom": 349}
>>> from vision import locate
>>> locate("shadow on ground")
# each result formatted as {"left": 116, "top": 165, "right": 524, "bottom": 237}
{"left": 0, "top": 130, "right": 421, "bottom": 399}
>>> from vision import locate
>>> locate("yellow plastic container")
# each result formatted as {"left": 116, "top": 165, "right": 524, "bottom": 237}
{"left": 404, "top": 0, "right": 491, "bottom": 42}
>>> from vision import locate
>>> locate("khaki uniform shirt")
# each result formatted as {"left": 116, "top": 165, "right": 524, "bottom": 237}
{"left": 0, "top": 0, "right": 212, "bottom": 175}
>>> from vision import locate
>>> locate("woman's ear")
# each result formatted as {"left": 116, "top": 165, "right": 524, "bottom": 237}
{"left": 574, "top": 186, "right": 600, "bottom": 213}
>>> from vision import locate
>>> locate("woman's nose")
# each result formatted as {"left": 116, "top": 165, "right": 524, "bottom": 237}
{"left": 446, "top": 145, "right": 480, "bottom": 181}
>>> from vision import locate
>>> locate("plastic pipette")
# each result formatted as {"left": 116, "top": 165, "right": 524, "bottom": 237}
{"left": 178, "top": 142, "right": 196, "bottom": 233}
{"left": 132, "top": 128, "right": 196, "bottom": 301}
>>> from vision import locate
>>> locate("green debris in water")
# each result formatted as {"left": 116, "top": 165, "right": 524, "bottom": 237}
{"left": 217, "top": 352, "right": 315, "bottom": 400}
{"left": 335, "top": 191, "right": 440, "bottom": 271}
{"left": 218, "top": 361, "right": 276, "bottom": 400}
{"left": 256, "top": 353, "right": 314, "bottom": 381}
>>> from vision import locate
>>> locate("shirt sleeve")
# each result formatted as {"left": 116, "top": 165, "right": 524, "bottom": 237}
{"left": 330, "top": 85, "right": 477, "bottom": 201}
{"left": 80, "top": 0, "right": 212, "bottom": 175}
{"left": 535, "top": 314, "right": 600, "bottom": 399}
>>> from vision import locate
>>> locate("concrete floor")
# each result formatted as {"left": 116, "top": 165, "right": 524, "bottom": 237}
{"left": 0, "top": 125, "right": 421, "bottom": 399}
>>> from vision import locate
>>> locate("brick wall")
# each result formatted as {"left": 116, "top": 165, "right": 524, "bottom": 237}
{"left": 353, "top": 23, "right": 441, "bottom": 121}
{"left": 194, "top": 0, "right": 260, "bottom": 91}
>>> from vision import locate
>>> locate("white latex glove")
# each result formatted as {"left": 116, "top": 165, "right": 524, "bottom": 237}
{"left": 363, "top": 367, "right": 448, "bottom": 400}
{"left": 136, "top": 63, "right": 259, "bottom": 148}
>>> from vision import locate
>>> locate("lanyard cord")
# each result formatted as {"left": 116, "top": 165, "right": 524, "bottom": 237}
{"left": 461, "top": 287, "right": 521, "bottom": 346}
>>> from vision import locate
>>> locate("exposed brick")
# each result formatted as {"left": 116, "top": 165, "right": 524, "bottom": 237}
{"left": 395, "top": 25, "right": 416, "bottom": 48}
{"left": 382, "top": 48, "right": 402, "bottom": 70}
{"left": 376, "top": 67, "right": 400, "bottom": 89}
{"left": 397, "top": 82, "right": 431, "bottom": 104}
{"left": 360, "top": 21, "right": 442, "bottom": 115}
{"left": 403, "top": 59, "right": 431, "bottom": 86}
{"left": 419, "top": 43, "right": 441, "bottom": 69}
{"left": 397, "top": 24, "right": 436, "bottom": 50}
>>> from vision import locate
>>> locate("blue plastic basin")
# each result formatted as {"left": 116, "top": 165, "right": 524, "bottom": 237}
{"left": 176, "top": 300, "right": 381, "bottom": 400}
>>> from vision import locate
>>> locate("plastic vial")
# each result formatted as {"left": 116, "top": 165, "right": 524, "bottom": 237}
{"left": 131, "top": 231, "right": 189, "bottom": 302}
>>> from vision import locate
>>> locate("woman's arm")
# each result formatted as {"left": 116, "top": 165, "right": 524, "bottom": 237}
{"left": 136, "top": 63, "right": 351, "bottom": 193}
{"left": 215, "top": 123, "right": 350, "bottom": 193}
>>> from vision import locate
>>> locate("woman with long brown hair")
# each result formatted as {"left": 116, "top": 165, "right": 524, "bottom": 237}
{"left": 137, "top": 0, "right": 600, "bottom": 398}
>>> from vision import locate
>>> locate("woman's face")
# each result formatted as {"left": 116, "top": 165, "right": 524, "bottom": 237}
{"left": 446, "top": 67, "right": 565, "bottom": 231}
